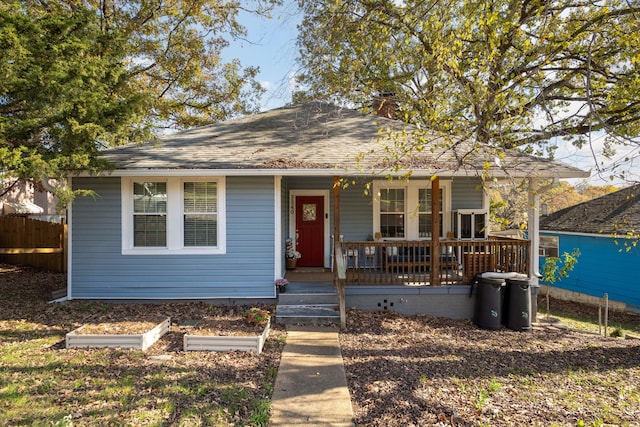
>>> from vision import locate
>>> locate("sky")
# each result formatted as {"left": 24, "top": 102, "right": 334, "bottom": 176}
{"left": 224, "top": 1, "right": 303, "bottom": 111}
{"left": 226, "top": 2, "right": 638, "bottom": 187}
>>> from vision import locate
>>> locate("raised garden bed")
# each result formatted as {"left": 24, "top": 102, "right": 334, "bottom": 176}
{"left": 184, "top": 318, "right": 271, "bottom": 353}
{"left": 66, "top": 317, "right": 170, "bottom": 350}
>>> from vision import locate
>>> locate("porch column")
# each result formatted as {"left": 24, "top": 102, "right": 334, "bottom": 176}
{"left": 333, "top": 176, "right": 346, "bottom": 329}
{"left": 528, "top": 178, "right": 540, "bottom": 286}
{"left": 333, "top": 176, "right": 341, "bottom": 264}
{"left": 431, "top": 177, "right": 441, "bottom": 286}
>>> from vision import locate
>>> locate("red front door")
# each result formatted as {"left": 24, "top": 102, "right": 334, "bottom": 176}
{"left": 295, "top": 196, "right": 324, "bottom": 267}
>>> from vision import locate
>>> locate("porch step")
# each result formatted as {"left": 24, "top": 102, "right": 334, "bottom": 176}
{"left": 276, "top": 281, "right": 340, "bottom": 325}
{"left": 278, "top": 292, "right": 338, "bottom": 305}
{"left": 275, "top": 304, "right": 340, "bottom": 326}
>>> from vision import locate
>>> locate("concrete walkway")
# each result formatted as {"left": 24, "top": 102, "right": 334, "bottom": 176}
{"left": 270, "top": 326, "right": 354, "bottom": 426}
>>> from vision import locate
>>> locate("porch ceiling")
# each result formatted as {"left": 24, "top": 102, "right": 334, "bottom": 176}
{"left": 101, "top": 102, "right": 589, "bottom": 180}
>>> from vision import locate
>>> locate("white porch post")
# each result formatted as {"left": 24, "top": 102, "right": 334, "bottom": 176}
{"left": 431, "top": 177, "right": 441, "bottom": 286}
{"left": 274, "top": 176, "right": 283, "bottom": 288}
{"left": 528, "top": 178, "right": 540, "bottom": 286}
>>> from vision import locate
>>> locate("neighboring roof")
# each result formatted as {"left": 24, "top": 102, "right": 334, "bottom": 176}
{"left": 2, "top": 200, "right": 44, "bottom": 215}
{"left": 101, "top": 102, "right": 589, "bottom": 179}
{"left": 540, "top": 185, "right": 640, "bottom": 235}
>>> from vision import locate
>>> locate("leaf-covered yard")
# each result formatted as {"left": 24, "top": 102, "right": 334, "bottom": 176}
{"left": 1, "top": 263, "right": 639, "bottom": 426}
{"left": 0, "top": 264, "right": 285, "bottom": 426}
{"left": 341, "top": 309, "right": 640, "bottom": 426}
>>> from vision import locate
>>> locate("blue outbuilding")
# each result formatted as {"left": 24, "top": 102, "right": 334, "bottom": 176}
{"left": 539, "top": 185, "right": 640, "bottom": 313}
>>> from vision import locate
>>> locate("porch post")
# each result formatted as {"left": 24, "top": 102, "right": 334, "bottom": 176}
{"left": 528, "top": 178, "right": 540, "bottom": 286}
{"left": 431, "top": 177, "right": 441, "bottom": 286}
{"left": 333, "top": 176, "right": 341, "bottom": 249}
{"left": 333, "top": 176, "right": 346, "bottom": 329}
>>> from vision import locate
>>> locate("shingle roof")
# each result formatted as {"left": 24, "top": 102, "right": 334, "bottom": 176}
{"left": 101, "top": 102, "right": 589, "bottom": 179}
{"left": 540, "top": 185, "right": 640, "bottom": 235}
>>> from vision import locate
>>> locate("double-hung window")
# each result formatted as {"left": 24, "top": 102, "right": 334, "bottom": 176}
{"left": 418, "top": 188, "right": 443, "bottom": 238}
{"left": 379, "top": 188, "right": 406, "bottom": 238}
{"left": 133, "top": 182, "right": 167, "bottom": 247}
{"left": 183, "top": 181, "right": 218, "bottom": 247}
{"left": 122, "top": 177, "right": 225, "bottom": 254}
{"left": 373, "top": 180, "right": 450, "bottom": 240}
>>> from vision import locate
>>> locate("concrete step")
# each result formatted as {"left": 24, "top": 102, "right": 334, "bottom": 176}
{"left": 277, "top": 292, "right": 339, "bottom": 305}
{"left": 275, "top": 304, "right": 340, "bottom": 326}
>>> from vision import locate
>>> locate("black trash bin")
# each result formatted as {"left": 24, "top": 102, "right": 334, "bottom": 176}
{"left": 504, "top": 278, "right": 532, "bottom": 331}
{"left": 473, "top": 276, "right": 505, "bottom": 330}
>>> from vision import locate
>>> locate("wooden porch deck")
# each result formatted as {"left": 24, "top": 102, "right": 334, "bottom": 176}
{"left": 337, "top": 237, "right": 530, "bottom": 286}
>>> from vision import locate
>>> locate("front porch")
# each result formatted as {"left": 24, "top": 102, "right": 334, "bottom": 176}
{"left": 337, "top": 236, "right": 529, "bottom": 286}
{"left": 277, "top": 236, "right": 529, "bottom": 324}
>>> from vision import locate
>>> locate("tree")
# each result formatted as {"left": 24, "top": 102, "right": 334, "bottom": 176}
{"left": 297, "top": 0, "right": 640, "bottom": 179}
{"left": 1, "top": 0, "right": 274, "bottom": 198}
{"left": 488, "top": 181, "right": 618, "bottom": 230}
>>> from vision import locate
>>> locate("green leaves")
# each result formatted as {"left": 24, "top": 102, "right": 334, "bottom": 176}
{"left": 1, "top": 0, "right": 274, "bottom": 196}
{"left": 298, "top": 0, "right": 640, "bottom": 175}
{"left": 1, "top": 3, "right": 123, "bottom": 179}
{"left": 542, "top": 249, "right": 580, "bottom": 285}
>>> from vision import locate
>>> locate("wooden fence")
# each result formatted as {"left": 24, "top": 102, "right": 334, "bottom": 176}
{"left": 0, "top": 216, "right": 67, "bottom": 273}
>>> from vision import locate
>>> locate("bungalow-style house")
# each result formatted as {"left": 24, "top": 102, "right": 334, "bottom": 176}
{"left": 539, "top": 185, "right": 640, "bottom": 313}
{"left": 67, "top": 102, "right": 588, "bottom": 319}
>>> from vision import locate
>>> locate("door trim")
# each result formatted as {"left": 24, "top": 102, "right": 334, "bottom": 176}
{"left": 289, "top": 190, "right": 330, "bottom": 268}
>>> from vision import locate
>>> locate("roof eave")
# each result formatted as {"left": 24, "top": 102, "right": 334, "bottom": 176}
{"left": 76, "top": 166, "right": 589, "bottom": 179}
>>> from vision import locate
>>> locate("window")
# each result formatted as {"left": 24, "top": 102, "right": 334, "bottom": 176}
{"left": 539, "top": 235, "right": 559, "bottom": 258}
{"left": 379, "top": 188, "right": 405, "bottom": 238}
{"left": 133, "top": 182, "right": 167, "bottom": 247}
{"left": 373, "top": 180, "right": 451, "bottom": 240}
{"left": 452, "top": 209, "right": 488, "bottom": 240}
{"left": 183, "top": 182, "right": 217, "bottom": 247}
{"left": 122, "top": 177, "right": 225, "bottom": 254}
{"left": 418, "top": 188, "right": 443, "bottom": 238}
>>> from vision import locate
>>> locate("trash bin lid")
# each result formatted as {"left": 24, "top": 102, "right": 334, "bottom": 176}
{"left": 475, "top": 274, "right": 505, "bottom": 285}
{"left": 480, "top": 272, "right": 528, "bottom": 280}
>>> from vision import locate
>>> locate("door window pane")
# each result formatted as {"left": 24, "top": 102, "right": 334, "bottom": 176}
{"left": 303, "top": 203, "right": 317, "bottom": 221}
{"left": 474, "top": 213, "right": 486, "bottom": 239}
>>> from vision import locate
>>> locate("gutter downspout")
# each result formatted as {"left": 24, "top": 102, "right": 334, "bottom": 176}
{"left": 528, "top": 178, "right": 541, "bottom": 285}
{"left": 66, "top": 174, "right": 73, "bottom": 300}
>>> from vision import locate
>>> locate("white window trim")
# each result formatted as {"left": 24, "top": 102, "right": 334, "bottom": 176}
{"left": 539, "top": 235, "right": 559, "bottom": 258}
{"left": 121, "top": 176, "right": 226, "bottom": 255}
{"left": 372, "top": 180, "right": 451, "bottom": 240}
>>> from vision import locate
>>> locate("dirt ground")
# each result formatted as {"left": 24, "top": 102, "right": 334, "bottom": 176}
{"left": 0, "top": 264, "right": 285, "bottom": 425}
{"left": 2, "top": 263, "right": 639, "bottom": 426}
{"left": 341, "top": 308, "right": 640, "bottom": 426}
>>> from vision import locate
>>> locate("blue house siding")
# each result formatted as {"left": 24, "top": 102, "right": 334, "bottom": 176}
{"left": 340, "top": 184, "right": 374, "bottom": 241}
{"left": 71, "top": 176, "right": 276, "bottom": 299}
{"left": 451, "top": 178, "right": 483, "bottom": 210}
{"left": 540, "top": 231, "right": 640, "bottom": 311}
{"left": 283, "top": 176, "right": 483, "bottom": 242}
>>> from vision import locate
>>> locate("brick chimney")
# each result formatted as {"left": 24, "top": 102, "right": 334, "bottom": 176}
{"left": 372, "top": 92, "right": 397, "bottom": 119}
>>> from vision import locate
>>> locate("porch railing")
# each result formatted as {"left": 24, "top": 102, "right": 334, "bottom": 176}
{"left": 336, "top": 237, "right": 530, "bottom": 286}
